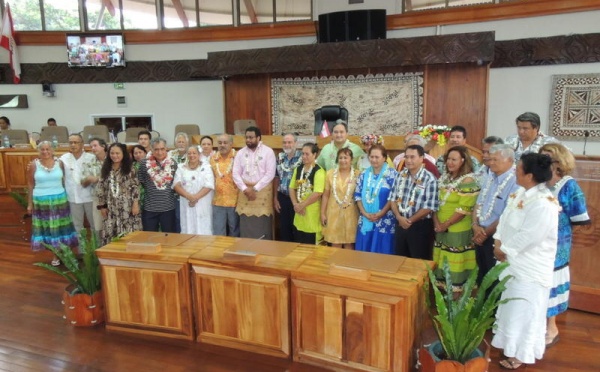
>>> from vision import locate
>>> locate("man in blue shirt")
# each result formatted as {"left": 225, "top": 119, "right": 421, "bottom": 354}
{"left": 273, "top": 133, "right": 302, "bottom": 242}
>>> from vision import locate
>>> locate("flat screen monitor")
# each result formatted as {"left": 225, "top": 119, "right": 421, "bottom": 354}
{"left": 67, "top": 33, "right": 125, "bottom": 68}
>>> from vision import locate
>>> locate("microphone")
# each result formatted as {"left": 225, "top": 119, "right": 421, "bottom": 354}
{"left": 583, "top": 130, "right": 590, "bottom": 155}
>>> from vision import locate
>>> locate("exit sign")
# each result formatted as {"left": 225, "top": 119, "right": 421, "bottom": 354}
{"left": 114, "top": 82, "right": 125, "bottom": 89}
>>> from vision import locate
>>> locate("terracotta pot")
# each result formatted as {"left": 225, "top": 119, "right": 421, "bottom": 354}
{"left": 62, "top": 285, "right": 105, "bottom": 327}
{"left": 419, "top": 340, "right": 490, "bottom": 372}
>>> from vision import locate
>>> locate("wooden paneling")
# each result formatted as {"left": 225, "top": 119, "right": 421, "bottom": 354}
{"left": 224, "top": 75, "right": 271, "bottom": 135}
{"left": 0, "top": 152, "right": 5, "bottom": 189}
{"left": 569, "top": 157, "right": 600, "bottom": 314}
{"left": 423, "top": 63, "right": 488, "bottom": 146}
{"left": 193, "top": 266, "right": 290, "bottom": 357}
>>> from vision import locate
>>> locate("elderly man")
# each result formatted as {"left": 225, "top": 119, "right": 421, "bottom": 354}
{"left": 471, "top": 144, "right": 519, "bottom": 285}
{"left": 81, "top": 137, "right": 108, "bottom": 240}
{"left": 474, "top": 135, "right": 504, "bottom": 186}
{"left": 60, "top": 134, "right": 96, "bottom": 239}
{"left": 273, "top": 133, "right": 302, "bottom": 242}
{"left": 393, "top": 134, "right": 440, "bottom": 178}
{"left": 210, "top": 134, "right": 240, "bottom": 237}
{"left": 138, "top": 137, "right": 178, "bottom": 232}
{"left": 389, "top": 145, "right": 439, "bottom": 259}
{"left": 435, "top": 125, "right": 480, "bottom": 175}
{"left": 232, "top": 126, "right": 276, "bottom": 239}
{"left": 169, "top": 132, "right": 189, "bottom": 164}
{"left": 505, "top": 112, "right": 560, "bottom": 161}
{"left": 316, "top": 119, "right": 364, "bottom": 171}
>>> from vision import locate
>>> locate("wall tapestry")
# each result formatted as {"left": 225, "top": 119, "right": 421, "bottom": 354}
{"left": 271, "top": 73, "right": 423, "bottom": 135}
{"left": 550, "top": 73, "right": 600, "bottom": 141}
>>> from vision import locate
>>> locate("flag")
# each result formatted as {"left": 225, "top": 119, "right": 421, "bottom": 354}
{"left": 320, "top": 120, "right": 330, "bottom": 138}
{"left": 1, "top": 4, "right": 21, "bottom": 84}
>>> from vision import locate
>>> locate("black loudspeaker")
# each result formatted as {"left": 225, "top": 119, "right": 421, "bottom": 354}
{"left": 318, "top": 9, "right": 386, "bottom": 43}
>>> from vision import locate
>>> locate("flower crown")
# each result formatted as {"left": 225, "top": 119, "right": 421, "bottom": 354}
{"left": 413, "top": 125, "right": 452, "bottom": 146}
{"left": 360, "top": 134, "right": 384, "bottom": 145}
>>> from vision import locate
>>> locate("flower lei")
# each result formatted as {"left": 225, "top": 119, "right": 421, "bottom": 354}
{"left": 332, "top": 166, "right": 356, "bottom": 208}
{"left": 36, "top": 157, "right": 59, "bottom": 172}
{"left": 244, "top": 144, "right": 263, "bottom": 178}
{"left": 507, "top": 187, "right": 559, "bottom": 211}
{"left": 278, "top": 151, "right": 301, "bottom": 173}
{"left": 296, "top": 165, "right": 314, "bottom": 203}
{"left": 364, "top": 165, "right": 388, "bottom": 205}
{"left": 213, "top": 149, "right": 236, "bottom": 178}
{"left": 438, "top": 173, "right": 473, "bottom": 206}
{"left": 476, "top": 170, "right": 515, "bottom": 222}
{"left": 146, "top": 155, "right": 174, "bottom": 190}
{"left": 110, "top": 169, "right": 120, "bottom": 197}
{"left": 413, "top": 124, "right": 452, "bottom": 146}
{"left": 395, "top": 166, "right": 426, "bottom": 214}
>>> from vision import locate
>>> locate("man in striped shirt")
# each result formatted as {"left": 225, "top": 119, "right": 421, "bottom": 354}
{"left": 138, "top": 138, "right": 178, "bottom": 232}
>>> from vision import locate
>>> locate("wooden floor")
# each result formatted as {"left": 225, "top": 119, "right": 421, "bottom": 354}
{"left": 1, "top": 195, "right": 599, "bottom": 371}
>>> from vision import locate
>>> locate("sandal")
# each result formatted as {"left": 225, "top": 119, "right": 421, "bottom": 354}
{"left": 499, "top": 358, "right": 523, "bottom": 370}
{"left": 51, "top": 259, "right": 61, "bottom": 267}
{"left": 546, "top": 333, "right": 560, "bottom": 348}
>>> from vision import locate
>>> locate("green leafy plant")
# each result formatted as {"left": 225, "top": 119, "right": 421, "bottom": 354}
{"left": 424, "top": 259, "right": 514, "bottom": 364}
{"left": 34, "top": 230, "right": 101, "bottom": 295}
{"left": 9, "top": 189, "right": 29, "bottom": 210}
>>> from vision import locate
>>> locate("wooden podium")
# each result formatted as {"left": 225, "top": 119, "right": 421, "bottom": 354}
{"left": 569, "top": 156, "right": 600, "bottom": 314}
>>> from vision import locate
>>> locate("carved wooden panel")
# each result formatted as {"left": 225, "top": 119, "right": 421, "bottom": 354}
{"left": 493, "top": 33, "right": 600, "bottom": 68}
{"left": 207, "top": 32, "right": 494, "bottom": 77}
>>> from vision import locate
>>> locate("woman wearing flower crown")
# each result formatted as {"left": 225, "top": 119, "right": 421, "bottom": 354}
{"left": 289, "top": 143, "right": 325, "bottom": 244}
{"left": 354, "top": 144, "right": 398, "bottom": 254}
{"left": 320, "top": 148, "right": 360, "bottom": 249}
{"left": 356, "top": 134, "right": 393, "bottom": 172}
{"left": 432, "top": 146, "right": 480, "bottom": 291}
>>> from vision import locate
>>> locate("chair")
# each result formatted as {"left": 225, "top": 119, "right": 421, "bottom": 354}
{"left": 150, "top": 130, "right": 161, "bottom": 139}
{"left": 116, "top": 131, "right": 126, "bottom": 143}
{"left": 2, "top": 129, "right": 29, "bottom": 145}
{"left": 40, "top": 126, "right": 69, "bottom": 143}
{"left": 233, "top": 119, "right": 256, "bottom": 135}
{"left": 174, "top": 124, "right": 200, "bottom": 138}
{"left": 82, "top": 125, "right": 110, "bottom": 143}
{"left": 124, "top": 127, "right": 146, "bottom": 143}
{"left": 314, "top": 105, "right": 349, "bottom": 135}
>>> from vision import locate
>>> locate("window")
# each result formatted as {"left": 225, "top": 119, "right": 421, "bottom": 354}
{"left": 93, "top": 115, "right": 153, "bottom": 135}
{"left": 405, "top": 0, "right": 495, "bottom": 12}
{"left": 239, "top": 0, "right": 311, "bottom": 25}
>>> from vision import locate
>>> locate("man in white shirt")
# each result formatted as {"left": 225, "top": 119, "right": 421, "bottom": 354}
{"left": 60, "top": 134, "right": 96, "bottom": 241}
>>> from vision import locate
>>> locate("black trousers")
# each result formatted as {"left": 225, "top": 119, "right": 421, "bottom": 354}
{"left": 277, "top": 191, "right": 296, "bottom": 242}
{"left": 142, "top": 209, "right": 177, "bottom": 233}
{"left": 475, "top": 235, "right": 496, "bottom": 286}
{"left": 394, "top": 218, "right": 434, "bottom": 260}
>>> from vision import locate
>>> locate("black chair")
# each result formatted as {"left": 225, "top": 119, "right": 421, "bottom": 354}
{"left": 314, "top": 105, "right": 349, "bottom": 135}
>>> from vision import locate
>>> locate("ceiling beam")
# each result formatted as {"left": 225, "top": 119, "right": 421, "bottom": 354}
{"left": 242, "top": 0, "right": 258, "bottom": 24}
{"left": 171, "top": 0, "right": 190, "bottom": 27}
{"left": 101, "top": 0, "right": 116, "bottom": 17}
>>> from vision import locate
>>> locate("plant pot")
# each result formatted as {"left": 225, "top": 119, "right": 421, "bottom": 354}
{"left": 418, "top": 340, "right": 490, "bottom": 372}
{"left": 62, "top": 285, "right": 105, "bottom": 327}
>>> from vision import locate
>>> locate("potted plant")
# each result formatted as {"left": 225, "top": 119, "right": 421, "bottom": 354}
{"left": 34, "top": 229, "right": 104, "bottom": 327}
{"left": 419, "top": 259, "right": 513, "bottom": 372}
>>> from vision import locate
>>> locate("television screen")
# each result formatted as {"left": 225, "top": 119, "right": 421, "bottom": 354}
{"left": 67, "top": 34, "right": 125, "bottom": 68}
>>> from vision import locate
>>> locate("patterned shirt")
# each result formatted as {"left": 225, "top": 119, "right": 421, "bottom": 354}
{"left": 275, "top": 150, "right": 302, "bottom": 195}
{"left": 504, "top": 133, "right": 560, "bottom": 162}
{"left": 137, "top": 156, "right": 178, "bottom": 212}
{"left": 475, "top": 167, "right": 519, "bottom": 227}
{"left": 168, "top": 149, "right": 187, "bottom": 164}
{"left": 436, "top": 154, "right": 481, "bottom": 176}
{"left": 210, "top": 150, "right": 238, "bottom": 208}
{"left": 388, "top": 166, "right": 439, "bottom": 218}
{"left": 81, "top": 155, "right": 105, "bottom": 197}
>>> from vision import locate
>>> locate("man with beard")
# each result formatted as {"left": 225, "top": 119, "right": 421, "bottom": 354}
{"left": 210, "top": 134, "right": 240, "bottom": 237}
{"left": 273, "top": 133, "right": 302, "bottom": 242}
{"left": 232, "top": 126, "right": 276, "bottom": 239}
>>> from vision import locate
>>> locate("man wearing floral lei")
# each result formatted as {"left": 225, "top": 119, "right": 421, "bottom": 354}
{"left": 389, "top": 144, "right": 439, "bottom": 259}
{"left": 435, "top": 125, "right": 481, "bottom": 175}
{"left": 316, "top": 119, "right": 364, "bottom": 171}
{"left": 210, "top": 134, "right": 240, "bottom": 237}
{"left": 137, "top": 137, "right": 178, "bottom": 232}
{"left": 232, "top": 126, "right": 277, "bottom": 239}
{"left": 504, "top": 112, "right": 560, "bottom": 162}
{"left": 471, "top": 144, "right": 519, "bottom": 285}
{"left": 273, "top": 133, "right": 302, "bottom": 242}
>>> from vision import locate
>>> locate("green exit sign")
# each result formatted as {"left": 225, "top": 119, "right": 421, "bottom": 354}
{"left": 114, "top": 82, "right": 125, "bottom": 89}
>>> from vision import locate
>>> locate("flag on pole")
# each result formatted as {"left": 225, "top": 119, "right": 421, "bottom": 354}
{"left": 320, "top": 120, "right": 330, "bottom": 138}
{"left": 1, "top": 4, "right": 21, "bottom": 84}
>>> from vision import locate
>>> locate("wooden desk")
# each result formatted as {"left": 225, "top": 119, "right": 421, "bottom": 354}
{"left": 291, "top": 246, "right": 432, "bottom": 372}
{"left": 0, "top": 147, "right": 71, "bottom": 192}
{"left": 96, "top": 231, "right": 206, "bottom": 340}
{"left": 188, "top": 237, "right": 316, "bottom": 358}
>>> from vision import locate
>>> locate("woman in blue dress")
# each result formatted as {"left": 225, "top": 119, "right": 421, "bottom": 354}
{"left": 354, "top": 144, "right": 398, "bottom": 254}
{"left": 540, "top": 143, "right": 590, "bottom": 347}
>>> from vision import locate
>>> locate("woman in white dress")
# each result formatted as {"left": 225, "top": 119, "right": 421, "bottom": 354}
{"left": 173, "top": 146, "right": 215, "bottom": 234}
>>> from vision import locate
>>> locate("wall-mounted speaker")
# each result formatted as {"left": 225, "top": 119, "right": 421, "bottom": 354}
{"left": 318, "top": 9, "right": 386, "bottom": 44}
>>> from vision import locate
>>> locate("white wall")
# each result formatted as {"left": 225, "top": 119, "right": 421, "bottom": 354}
{"left": 0, "top": 81, "right": 224, "bottom": 144}
{"left": 1, "top": 9, "right": 600, "bottom": 153}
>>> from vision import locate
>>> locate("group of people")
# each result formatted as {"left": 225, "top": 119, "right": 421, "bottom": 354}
{"left": 25, "top": 111, "right": 589, "bottom": 369}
